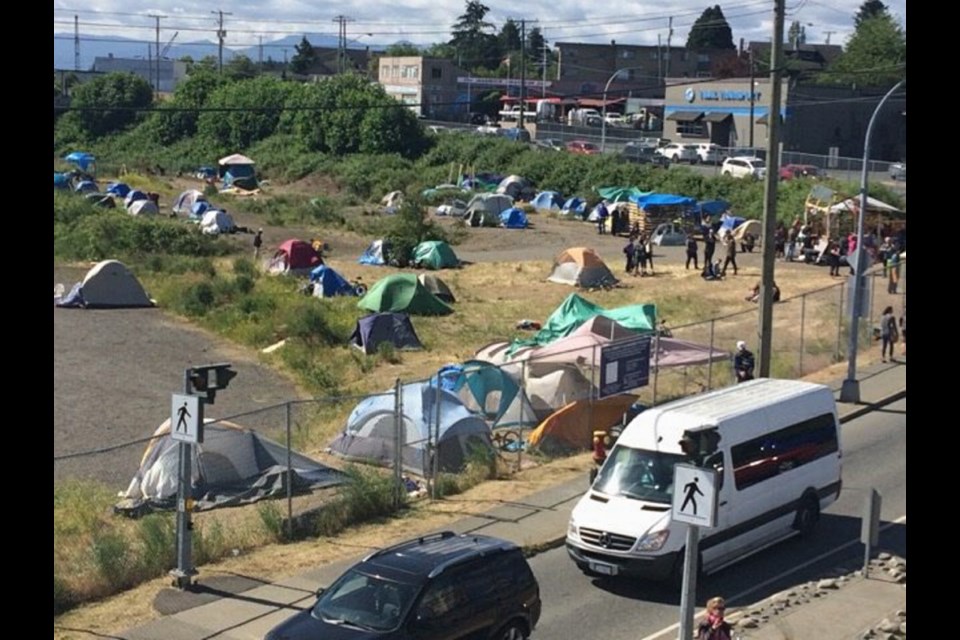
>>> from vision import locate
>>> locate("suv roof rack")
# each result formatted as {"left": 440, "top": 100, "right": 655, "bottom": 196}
{"left": 363, "top": 530, "right": 457, "bottom": 561}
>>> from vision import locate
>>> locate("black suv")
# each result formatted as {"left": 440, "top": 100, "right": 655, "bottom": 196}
{"left": 265, "top": 531, "right": 542, "bottom": 640}
{"left": 620, "top": 142, "right": 669, "bottom": 167}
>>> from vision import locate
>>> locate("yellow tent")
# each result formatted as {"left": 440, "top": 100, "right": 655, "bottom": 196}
{"left": 527, "top": 394, "right": 637, "bottom": 454}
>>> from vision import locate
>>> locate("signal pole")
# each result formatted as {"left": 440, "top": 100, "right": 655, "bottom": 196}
{"left": 333, "top": 15, "right": 355, "bottom": 74}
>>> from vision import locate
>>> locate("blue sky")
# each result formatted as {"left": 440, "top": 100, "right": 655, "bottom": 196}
{"left": 53, "top": 0, "right": 906, "bottom": 56}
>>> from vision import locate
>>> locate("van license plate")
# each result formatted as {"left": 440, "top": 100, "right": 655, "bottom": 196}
{"left": 589, "top": 561, "right": 617, "bottom": 576}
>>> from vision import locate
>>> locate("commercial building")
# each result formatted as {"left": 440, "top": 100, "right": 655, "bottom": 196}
{"left": 93, "top": 55, "right": 187, "bottom": 93}
{"left": 377, "top": 56, "right": 464, "bottom": 119}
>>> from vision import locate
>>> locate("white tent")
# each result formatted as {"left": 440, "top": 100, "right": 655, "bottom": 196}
{"left": 173, "top": 189, "right": 207, "bottom": 216}
{"left": 127, "top": 199, "right": 159, "bottom": 216}
{"left": 218, "top": 153, "right": 255, "bottom": 166}
{"left": 56, "top": 260, "right": 154, "bottom": 308}
{"left": 200, "top": 209, "right": 236, "bottom": 235}
{"left": 524, "top": 367, "right": 594, "bottom": 417}
{"left": 381, "top": 191, "right": 404, "bottom": 209}
{"left": 828, "top": 196, "right": 902, "bottom": 214}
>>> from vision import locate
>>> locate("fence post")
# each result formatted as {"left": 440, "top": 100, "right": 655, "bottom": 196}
{"left": 394, "top": 379, "right": 404, "bottom": 508}
{"left": 707, "top": 319, "right": 716, "bottom": 390}
{"left": 652, "top": 330, "right": 661, "bottom": 405}
{"left": 836, "top": 279, "right": 846, "bottom": 362}
{"left": 285, "top": 401, "right": 293, "bottom": 541}
{"left": 798, "top": 292, "right": 806, "bottom": 377}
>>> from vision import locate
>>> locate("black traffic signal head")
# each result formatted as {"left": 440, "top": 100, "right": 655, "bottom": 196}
{"left": 187, "top": 363, "right": 237, "bottom": 404}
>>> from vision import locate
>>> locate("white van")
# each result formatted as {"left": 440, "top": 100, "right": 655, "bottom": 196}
{"left": 566, "top": 379, "right": 842, "bottom": 584}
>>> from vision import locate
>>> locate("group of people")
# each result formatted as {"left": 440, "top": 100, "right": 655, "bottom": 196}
{"left": 623, "top": 233, "right": 655, "bottom": 276}
{"left": 688, "top": 227, "right": 740, "bottom": 280}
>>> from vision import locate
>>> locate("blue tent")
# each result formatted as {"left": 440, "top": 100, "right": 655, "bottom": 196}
{"left": 106, "top": 182, "right": 131, "bottom": 198}
{"left": 531, "top": 191, "right": 564, "bottom": 211}
{"left": 500, "top": 207, "right": 529, "bottom": 229}
{"left": 359, "top": 239, "right": 390, "bottom": 266}
{"left": 54, "top": 173, "right": 70, "bottom": 190}
{"left": 64, "top": 151, "right": 95, "bottom": 172}
{"left": 349, "top": 312, "right": 423, "bottom": 354}
{"left": 720, "top": 213, "right": 746, "bottom": 230}
{"left": 74, "top": 180, "right": 98, "bottom": 194}
{"left": 309, "top": 265, "right": 357, "bottom": 298}
{"left": 328, "top": 381, "right": 493, "bottom": 475}
{"left": 190, "top": 201, "right": 211, "bottom": 219}
{"left": 124, "top": 190, "right": 148, "bottom": 208}
{"left": 560, "top": 197, "right": 586, "bottom": 218}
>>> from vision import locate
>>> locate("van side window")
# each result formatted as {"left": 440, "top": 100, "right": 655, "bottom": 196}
{"left": 703, "top": 451, "right": 725, "bottom": 490}
{"left": 730, "top": 413, "right": 839, "bottom": 490}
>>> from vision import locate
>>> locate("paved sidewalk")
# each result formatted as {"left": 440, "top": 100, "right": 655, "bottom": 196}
{"left": 119, "top": 361, "right": 906, "bottom": 640}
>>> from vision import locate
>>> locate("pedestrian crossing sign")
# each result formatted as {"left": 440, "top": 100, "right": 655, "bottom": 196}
{"left": 672, "top": 464, "right": 719, "bottom": 528}
{"left": 171, "top": 394, "right": 202, "bottom": 443}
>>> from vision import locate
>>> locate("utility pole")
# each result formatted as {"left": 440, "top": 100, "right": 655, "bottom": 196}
{"left": 149, "top": 14, "right": 163, "bottom": 95}
{"left": 665, "top": 17, "right": 674, "bottom": 78}
{"left": 519, "top": 19, "right": 527, "bottom": 129}
{"left": 748, "top": 48, "right": 755, "bottom": 148}
{"left": 258, "top": 35, "right": 263, "bottom": 70}
{"left": 757, "top": 0, "right": 785, "bottom": 378}
{"left": 824, "top": 30, "right": 835, "bottom": 45}
{"left": 212, "top": 10, "right": 231, "bottom": 74}
{"left": 74, "top": 15, "right": 80, "bottom": 71}
{"left": 333, "top": 15, "right": 355, "bottom": 74}
{"left": 542, "top": 43, "right": 548, "bottom": 98}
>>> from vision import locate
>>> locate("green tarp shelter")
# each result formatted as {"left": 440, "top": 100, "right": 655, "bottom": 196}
{"left": 413, "top": 241, "right": 460, "bottom": 270}
{"left": 509, "top": 293, "right": 656, "bottom": 353}
{"left": 597, "top": 186, "right": 652, "bottom": 203}
{"left": 358, "top": 274, "right": 454, "bottom": 316}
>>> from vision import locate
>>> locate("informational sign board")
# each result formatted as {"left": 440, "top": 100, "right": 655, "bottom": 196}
{"left": 672, "top": 464, "right": 719, "bottom": 528}
{"left": 598, "top": 335, "right": 651, "bottom": 398}
{"left": 170, "top": 394, "right": 201, "bottom": 444}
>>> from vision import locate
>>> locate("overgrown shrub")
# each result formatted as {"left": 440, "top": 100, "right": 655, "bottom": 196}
{"left": 91, "top": 530, "right": 137, "bottom": 590}
{"left": 193, "top": 520, "right": 228, "bottom": 566}
{"left": 257, "top": 501, "right": 288, "bottom": 543}
{"left": 138, "top": 514, "right": 177, "bottom": 577}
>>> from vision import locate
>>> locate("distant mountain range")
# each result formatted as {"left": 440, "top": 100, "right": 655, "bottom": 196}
{"left": 54, "top": 32, "right": 389, "bottom": 71}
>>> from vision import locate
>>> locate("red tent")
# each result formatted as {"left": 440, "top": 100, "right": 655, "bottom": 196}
{"left": 275, "top": 239, "right": 322, "bottom": 270}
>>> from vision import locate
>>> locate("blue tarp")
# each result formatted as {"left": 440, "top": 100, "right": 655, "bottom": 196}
{"left": 720, "top": 213, "right": 746, "bottom": 230}
{"left": 309, "top": 265, "right": 356, "bottom": 297}
{"left": 500, "top": 207, "right": 529, "bottom": 229}
{"left": 65, "top": 151, "right": 95, "bottom": 171}
{"left": 631, "top": 193, "right": 697, "bottom": 209}
{"left": 54, "top": 173, "right": 70, "bottom": 189}
{"left": 697, "top": 199, "right": 731, "bottom": 216}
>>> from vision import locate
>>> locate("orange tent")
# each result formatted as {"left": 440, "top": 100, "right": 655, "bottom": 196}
{"left": 547, "top": 247, "right": 618, "bottom": 288}
{"left": 527, "top": 394, "right": 638, "bottom": 454}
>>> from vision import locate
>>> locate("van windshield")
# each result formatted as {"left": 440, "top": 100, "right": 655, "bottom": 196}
{"left": 593, "top": 446, "right": 687, "bottom": 504}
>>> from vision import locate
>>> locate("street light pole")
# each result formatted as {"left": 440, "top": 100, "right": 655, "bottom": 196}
{"left": 601, "top": 66, "right": 643, "bottom": 153}
{"left": 839, "top": 79, "right": 905, "bottom": 403}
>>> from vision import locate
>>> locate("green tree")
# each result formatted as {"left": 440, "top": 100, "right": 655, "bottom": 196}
{"left": 450, "top": 1, "right": 500, "bottom": 70}
{"left": 224, "top": 54, "right": 258, "bottom": 80}
{"left": 146, "top": 67, "right": 227, "bottom": 144}
{"left": 290, "top": 37, "right": 316, "bottom": 75}
{"left": 823, "top": 14, "right": 905, "bottom": 86}
{"left": 855, "top": 0, "right": 891, "bottom": 28}
{"left": 279, "top": 74, "right": 426, "bottom": 157}
{"left": 64, "top": 72, "right": 154, "bottom": 138}
{"left": 686, "top": 5, "right": 736, "bottom": 50}
{"left": 498, "top": 19, "right": 521, "bottom": 54}
{"left": 385, "top": 43, "right": 421, "bottom": 56}
{"left": 787, "top": 21, "right": 808, "bottom": 48}
{"left": 198, "top": 76, "right": 294, "bottom": 149}
{"left": 186, "top": 55, "right": 219, "bottom": 75}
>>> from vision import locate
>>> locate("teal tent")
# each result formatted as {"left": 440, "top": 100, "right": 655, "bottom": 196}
{"left": 412, "top": 241, "right": 460, "bottom": 270}
{"left": 596, "top": 186, "right": 651, "bottom": 203}
{"left": 358, "top": 274, "right": 453, "bottom": 316}
{"left": 510, "top": 294, "right": 656, "bottom": 353}
{"left": 451, "top": 360, "right": 537, "bottom": 428}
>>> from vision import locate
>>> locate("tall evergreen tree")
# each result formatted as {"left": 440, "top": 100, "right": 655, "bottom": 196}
{"left": 686, "top": 6, "right": 736, "bottom": 50}
{"left": 290, "top": 37, "right": 317, "bottom": 75}
{"left": 823, "top": 12, "right": 905, "bottom": 86}
{"left": 854, "top": 0, "right": 891, "bottom": 28}
{"left": 499, "top": 19, "right": 521, "bottom": 53}
{"left": 450, "top": 1, "right": 500, "bottom": 70}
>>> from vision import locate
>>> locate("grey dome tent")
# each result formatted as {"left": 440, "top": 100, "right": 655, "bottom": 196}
{"left": 417, "top": 273, "right": 456, "bottom": 303}
{"left": 116, "top": 419, "right": 346, "bottom": 514}
{"left": 55, "top": 260, "right": 154, "bottom": 308}
{"left": 350, "top": 312, "right": 424, "bottom": 355}
{"left": 328, "top": 382, "right": 494, "bottom": 476}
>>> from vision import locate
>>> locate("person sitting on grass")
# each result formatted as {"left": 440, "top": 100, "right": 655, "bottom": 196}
{"left": 701, "top": 260, "right": 723, "bottom": 281}
{"left": 745, "top": 281, "right": 781, "bottom": 303}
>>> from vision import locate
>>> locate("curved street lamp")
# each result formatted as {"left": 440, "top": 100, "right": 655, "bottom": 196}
{"left": 600, "top": 66, "right": 645, "bottom": 153}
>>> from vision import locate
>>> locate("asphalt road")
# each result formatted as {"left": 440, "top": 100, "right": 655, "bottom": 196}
{"left": 528, "top": 398, "right": 907, "bottom": 640}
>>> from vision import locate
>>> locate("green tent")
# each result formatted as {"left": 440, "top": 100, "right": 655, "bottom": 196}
{"left": 358, "top": 274, "right": 454, "bottom": 316}
{"left": 412, "top": 241, "right": 460, "bottom": 270}
{"left": 509, "top": 293, "right": 656, "bottom": 353}
{"left": 596, "top": 186, "right": 651, "bottom": 203}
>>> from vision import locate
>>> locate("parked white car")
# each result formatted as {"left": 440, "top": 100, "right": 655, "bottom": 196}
{"left": 656, "top": 143, "right": 699, "bottom": 163}
{"left": 695, "top": 143, "right": 723, "bottom": 164}
{"left": 722, "top": 156, "right": 767, "bottom": 179}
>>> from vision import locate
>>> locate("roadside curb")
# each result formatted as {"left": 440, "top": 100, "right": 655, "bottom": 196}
{"left": 837, "top": 388, "right": 906, "bottom": 424}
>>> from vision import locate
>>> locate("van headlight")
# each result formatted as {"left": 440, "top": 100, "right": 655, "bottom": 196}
{"left": 637, "top": 529, "right": 669, "bottom": 551}
{"left": 568, "top": 517, "right": 578, "bottom": 538}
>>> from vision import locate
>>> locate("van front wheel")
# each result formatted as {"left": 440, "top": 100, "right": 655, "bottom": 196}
{"left": 794, "top": 496, "right": 820, "bottom": 537}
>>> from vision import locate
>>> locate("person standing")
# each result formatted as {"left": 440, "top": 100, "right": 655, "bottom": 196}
{"left": 623, "top": 237, "right": 637, "bottom": 274}
{"left": 734, "top": 341, "right": 755, "bottom": 382}
{"left": 696, "top": 596, "right": 733, "bottom": 640}
{"left": 633, "top": 239, "right": 648, "bottom": 277}
{"left": 686, "top": 234, "right": 699, "bottom": 270}
{"left": 828, "top": 239, "right": 841, "bottom": 277}
{"left": 887, "top": 251, "right": 901, "bottom": 294}
{"left": 786, "top": 224, "right": 798, "bottom": 262}
{"left": 703, "top": 227, "right": 717, "bottom": 267}
{"left": 253, "top": 228, "right": 263, "bottom": 260}
{"left": 643, "top": 234, "right": 655, "bottom": 274}
{"left": 721, "top": 231, "right": 738, "bottom": 276}
{"left": 596, "top": 201, "right": 609, "bottom": 235}
{"left": 880, "top": 305, "right": 898, "bottom": 363}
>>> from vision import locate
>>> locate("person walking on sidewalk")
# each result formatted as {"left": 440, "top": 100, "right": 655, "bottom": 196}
{"left": 880, "top": 305, "right": 898, "bottom": 363}
{"left": 696, "top": 596, "right": 733, "bottom": 640}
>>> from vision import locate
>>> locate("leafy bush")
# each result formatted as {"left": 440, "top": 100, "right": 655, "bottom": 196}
{"left": 138, "top": 514, "right": 177, "bottom": 577}
{"left": 193, "top": 520, "right": 228, "bottom": 566}
{"left": 91, "top": 529, "right": 136, "bottom": 589}
{"left": 257, "top": 501, "right": 288, "bottom": 543}
{"left": 382, "top": 198, "right": 452, "bottom": 267}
